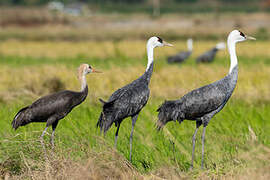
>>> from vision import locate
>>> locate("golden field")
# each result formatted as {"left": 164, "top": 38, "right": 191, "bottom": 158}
{"left": 0, "top": 40, "right": 269, "bottom": 58}
{"left": 0, "top": 9, "right": 270, "bottom": 179}
{"left": 0, "top": 40, "right": 269, "bottom": 104}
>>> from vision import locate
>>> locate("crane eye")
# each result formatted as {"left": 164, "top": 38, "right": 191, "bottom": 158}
{"left": 88, "top": 65, "right": 92, "bottom": 69}
{"left": 157, "top": 36, "right": 163, "bottom": 43}
{"left": 239, "top": 31, "right": 245, "bottom": 37}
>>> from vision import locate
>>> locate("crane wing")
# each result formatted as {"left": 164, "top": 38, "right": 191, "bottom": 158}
{"left": 179, "top": 81, "right": 228, "bottom": 119}
{"left": 109, "top": 83, "right": 150, "bottom": 116}
{"left": 28, "top": 90, "right": 76, "bottom": 120}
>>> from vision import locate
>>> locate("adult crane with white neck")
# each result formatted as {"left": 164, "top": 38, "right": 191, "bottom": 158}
{"left": 12, "top": 64, "right": 101, "bottom": 146}
{"left": 97, "top": 37, "right": 173, "bottom": 161}
{"left": 157, "top": 30, "right": 255, "bottom": 169}
{"left": 167, "top": 38, "right": 193, "bottom": 64}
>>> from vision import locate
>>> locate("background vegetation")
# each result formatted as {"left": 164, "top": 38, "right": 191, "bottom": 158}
{"left": 0, "top": 2, "right": 270, "bottom": 179}
{"left": 1, "top": 0, "right": 269, "bottom": 13}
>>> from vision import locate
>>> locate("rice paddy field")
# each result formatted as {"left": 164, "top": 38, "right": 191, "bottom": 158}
{"left": 0, "top": 10, "right": 270, "bottom": 179}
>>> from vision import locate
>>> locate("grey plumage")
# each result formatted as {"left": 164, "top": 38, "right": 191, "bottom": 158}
{"left": 157, "top": 66, "right": 237, "bottom": 128}
{"left": 196, "top": 42, "right": 225, "bottom": 63}
{"left": 167, "top": 38, "right": 193, "bottom": 64}
{"left": 196, "top": 47, "right": 218, "bottom": 63}
{"left": 97, "top": 63, "right": 152, "bottom": 132}
{"left": 167, "top": 51, "right": 192, "bottom": 64}
{"left": 97, "top": 63, "right": 153, "bottom": 160}
{"left": 157, "top": 65, "right": 238, "bottom": 169}
{"left": 97, "top": 36, "right": 172, "bottom": 161}
{"left": 157, "top": 30, "right": 254, "bottom": 169}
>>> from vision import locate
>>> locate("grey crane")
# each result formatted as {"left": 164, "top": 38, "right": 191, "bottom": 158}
{"left": 97, "top": 37, "right": 173, "bottom": 161}
{"left": 157, "top": 30, "right": 255, "bottom": 169}
{"left": 196, "top": 42, "right": 225, "bottom": 63}
{"left": 12, "top": 64, "right": 101, "bottom": 146}
{"left": 167, "top": 38, "right": 192, "bottom": 64}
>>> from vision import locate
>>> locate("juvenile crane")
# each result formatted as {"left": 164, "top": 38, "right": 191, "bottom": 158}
{"left": 12, "top": 64, "right": 101, "bottom": 146}
{"left": 97, "top": 37, "right": 173, "bottom": 161}
{"left": 157, "top": 30, "right": 255, "bottom": 169}
{"left": 167, "top": 38, "right": 192, "bottom": 64}
{"left": 196, "top": 42, "right": 225, "bottom": 63}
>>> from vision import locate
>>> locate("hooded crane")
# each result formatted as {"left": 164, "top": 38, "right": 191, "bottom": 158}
{"left": 157, "top": 30, "right": 255, "bottom": 169}
{"left": 196, "top": 42, "right": 226, "bottom": 63}
{"left": 97, "top": 37, "right": 173, "bottom": 161}
{"left": 167, "top": 38, "right": 192, "bottom": 64}
{"left": 12, "top": 64, "right": 101, "bottom": 146}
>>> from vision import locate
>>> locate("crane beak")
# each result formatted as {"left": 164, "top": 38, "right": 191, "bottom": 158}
{"left": 92, "top": 68, "right": 102, "bottom": 73}
{"left": 163, "top": 41, "right": 174, "bottom": 47}
{"left": 246, "top": 36, "right": 256, "bottom": 40}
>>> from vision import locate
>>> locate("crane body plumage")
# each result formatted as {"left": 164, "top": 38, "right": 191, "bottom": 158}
{"left": 12, "top": 87, "right": 88, "bottom": 130}
{"left": 97, "top": 63, "right": 152, "bottom": 133}
{"left": 12, "top": 64, "right": 99, "bottom": 146}
{"left": 97, "top": 36, "right": 172, "bottom": 161}
{"left": 167, "top": 38, "right": 193, "bottom": 64}
{"left": 157, "top": 66, "right": 237, "bottom": 127}
{"left": 196, "top": 42, "right": 225, "bottom": 63}
{"left": 196, "top": 47, "right": 218, "bottom": 63}
{"left": 157, "top": 30, "right": 255, "bottom": 169}
{"left": 167, "top": 51, "right": 192, "bottom": 64}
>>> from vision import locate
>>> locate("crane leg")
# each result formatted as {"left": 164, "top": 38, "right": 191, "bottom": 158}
{"left": 190, "top": 121, "right": 202, "bottom": 170}
{"left": 40, "top": 126, "right": 48, "bottom": 149}
{"left": 114, "top": 123, "right": 121, "bottom": 148}
{"left": 190, "top": 127, "right": 199, "bottom": 170}
{"left": 40, "top": 127, "right": 48, "bottom": 140}
{"left": 129, "top": 114, "right": 138, "bottom": 162}
{"left": 50, "top": 121, "right": 59, "bottom": 148}
{"left": 201, "top": 126, "right": 206, "bottom": 169}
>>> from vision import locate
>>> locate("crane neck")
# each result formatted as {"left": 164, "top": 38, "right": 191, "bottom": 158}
{"left": 187, "top": 40, "right": 193, "bottom": 52}
{"left": 79, "top": 74, "right": 87, "bottom": 91}
{"left": 228, "top": 39, "right": 238, "bottom": 74}
{"left": 146, "top": 44, "right": 154, "bottom": 72}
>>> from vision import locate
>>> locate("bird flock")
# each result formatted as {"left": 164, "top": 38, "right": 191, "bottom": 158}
{"left": 11, "top": 30, "right": 255, "bottom": 170}
{"left": 167, "top": 38, "right": 226, "bottom": 64}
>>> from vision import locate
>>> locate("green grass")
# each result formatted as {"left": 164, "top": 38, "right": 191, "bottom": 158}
{"left": 0, "top": 43, "right": 270, "bottom": 178}
{"left": 0, "top": 100, "right": 269, "bottom": 175}
{"left": 0, "top": 55, "right": 141, "bottom": 69}
{"left": 1, "top": 54, "right": 269, "bottom": 69}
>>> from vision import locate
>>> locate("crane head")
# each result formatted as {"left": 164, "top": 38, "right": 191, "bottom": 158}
{"left": 147, "top": 36, "right": 173, "bottom": 49}
{"left": 228, "top": 30, "right": 256, "bottom": 43}
{"left": 78, "top": 64, "right": 102, "bottom": 78}
{"left": 88, "top": 64, "right": 102, "bottom": 74}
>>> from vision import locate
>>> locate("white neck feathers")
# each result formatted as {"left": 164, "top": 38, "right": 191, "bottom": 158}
{"left": 187, "top": 39, "right": 193, "bottom": 52}
{"left": 146, "top": 43, "right": 154, "bottom": 71}
{"left": 78, "top": 68, "right": 87, "bottom": 91}
{"left": 228, "top": 38, "right": 238, "bottom": 74}
{"left": 80, "top": 75, "right": 87, "bottom": 91}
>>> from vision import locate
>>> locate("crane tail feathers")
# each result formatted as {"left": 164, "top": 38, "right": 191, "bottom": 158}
{"left": 97, "top": 112, "right": 114, "bottom": 134}
{"left": 157, "top": 101, "right": 183, "bottom": 130}
{"left": 97, "top": 100, "right": 117, "bottom": 134}
{"left": 96, "top": 113, "right": 103, "bottom": 128}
